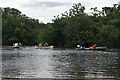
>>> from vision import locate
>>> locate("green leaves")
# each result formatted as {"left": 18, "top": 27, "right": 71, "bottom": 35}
{"left": 2, "top": 7, "right": 39, "bottom": 45}
{"left": 2, "top": 2, "right": 120, "bottom": 48}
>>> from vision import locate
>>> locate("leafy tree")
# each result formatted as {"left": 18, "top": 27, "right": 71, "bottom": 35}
{"left": 2, "top": 7, "right": 39, "bottom": 45}
{"left": 2, "top": 2, "right": 120, "bottom": 48}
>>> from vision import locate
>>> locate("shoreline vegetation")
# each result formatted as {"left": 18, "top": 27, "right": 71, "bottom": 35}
{"left": 2, "top": 2, "right": 120, "bottom": 48}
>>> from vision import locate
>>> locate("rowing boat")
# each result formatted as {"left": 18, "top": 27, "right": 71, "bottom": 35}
{"left": 76, "top": 46, "right": 106, "bottom": 51}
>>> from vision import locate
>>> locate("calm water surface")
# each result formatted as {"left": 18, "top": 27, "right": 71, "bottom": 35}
{"left": 2, "top": 46, "right": 120, "bottom": 79}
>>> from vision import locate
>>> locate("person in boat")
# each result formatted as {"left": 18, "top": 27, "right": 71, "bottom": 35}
{"left": 77, "top": 44, "right": 80, "bottom": 48}
{"left": 39, "top": 43, "right": 43, "bottom": 47}
{"left": 77, "top": 44, "right": 85, "bottom": 49}
{"left": 80, "top": 45, "right": 83, "bottom": 49}
{"left": 90, "top": 44, "right": 96, "bottom": 49}
{"left": 82, "top": 46, "right": 86, "bottom": 49}
{"left": 80, "top": 45, "right": 86, "bottom": 49}
{"left": 14, "top": 43, "right": 18, "bottom": 47}
{"left": 19, "top": 42, "right": 22, "bottom": 46}
{"left": 44, "top": 42, "right": 48, "bottom": 46}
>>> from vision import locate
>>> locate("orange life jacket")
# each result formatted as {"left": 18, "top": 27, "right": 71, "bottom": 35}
{"left": 92, "top": 44, "right": 96, "bottom": 49}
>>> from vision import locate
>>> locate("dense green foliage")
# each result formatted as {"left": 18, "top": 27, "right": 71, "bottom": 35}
{"left": 2, "top": 7, "right": 40, "bottom": 45}
{"left": 2, "top": 3, "right": 120, "bottom": 48}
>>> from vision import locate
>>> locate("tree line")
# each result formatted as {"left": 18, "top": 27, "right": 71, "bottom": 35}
{"left": 2, "top": 2, "right": 120, "bottom": 48}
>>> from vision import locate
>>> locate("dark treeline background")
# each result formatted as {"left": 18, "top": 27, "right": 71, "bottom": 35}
{"left": 2, "top": 3, "right": 120, "bottom": 48}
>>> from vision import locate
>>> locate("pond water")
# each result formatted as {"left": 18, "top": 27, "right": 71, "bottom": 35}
{"left": 2, "top": 46, "right": 120, "bottom": 79}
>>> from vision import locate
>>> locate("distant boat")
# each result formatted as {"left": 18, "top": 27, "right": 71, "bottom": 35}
{"left": 76, "top": 46, "right": 106, "bottom": 51}
{"left": 35, "top": 45, "right": 54, "bottom": 49}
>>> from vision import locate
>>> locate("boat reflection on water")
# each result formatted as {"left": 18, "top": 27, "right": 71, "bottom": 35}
{"left": 2, "top": 47, "right": 120, "bottom": 79}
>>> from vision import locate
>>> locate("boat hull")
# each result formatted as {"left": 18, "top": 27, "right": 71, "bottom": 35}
{"left": 13, "top": 46, "right": 20, "bottom": 48}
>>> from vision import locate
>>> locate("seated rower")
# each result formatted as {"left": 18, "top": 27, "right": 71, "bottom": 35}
{"left": 90, "top": 44, "right": 96, "bottom": 49}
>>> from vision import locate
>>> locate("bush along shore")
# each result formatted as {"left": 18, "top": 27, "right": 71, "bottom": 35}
{"left": 2, "top": 2, "right": 120, "bottom": 48}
